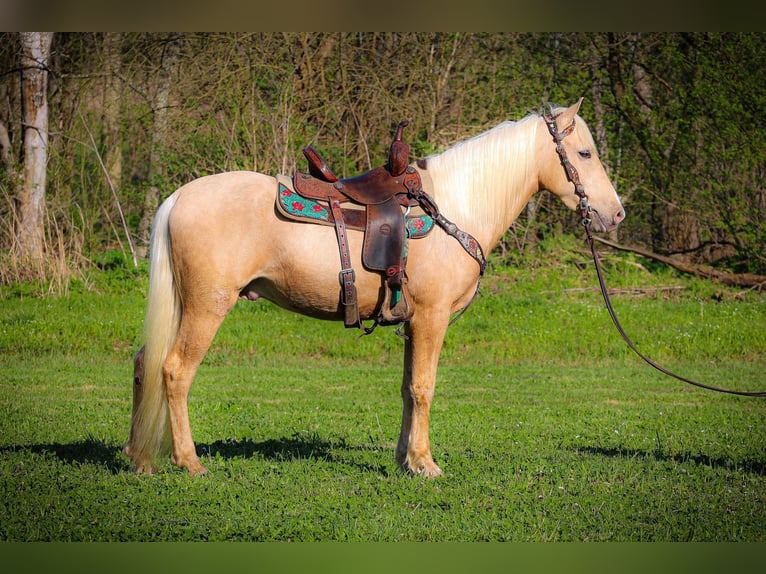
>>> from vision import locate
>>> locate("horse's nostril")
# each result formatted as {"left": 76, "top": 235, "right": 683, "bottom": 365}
{"left": 615, "top": 209, "right": 626, "bottom": 223}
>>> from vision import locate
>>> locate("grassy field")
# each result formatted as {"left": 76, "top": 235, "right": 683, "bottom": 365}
{"left": 1, "top": 237, "right": 765, "bottom": 541}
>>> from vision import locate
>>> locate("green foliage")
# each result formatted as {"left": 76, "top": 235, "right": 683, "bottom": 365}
{"left": 596, "top": 33, "right": 766, "bottom": 272}
{"left": 3, "top": 32, "right": 765, "bottom": 284}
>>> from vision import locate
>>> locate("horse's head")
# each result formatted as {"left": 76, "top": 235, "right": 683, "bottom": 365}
{"left": 537, "top": 99, "right": 625, "bottom": 232}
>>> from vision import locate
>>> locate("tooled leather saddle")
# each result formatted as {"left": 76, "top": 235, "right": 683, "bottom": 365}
{"left": 288, "top": 121, "right": 425, "bottom": 331}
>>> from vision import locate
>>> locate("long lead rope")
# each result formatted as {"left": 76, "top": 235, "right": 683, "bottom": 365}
{"left": 544, "top": 112, "right": 765, "bottom": 398}
{"left": 585, "top": 225, "right": 766, "bottom": 397}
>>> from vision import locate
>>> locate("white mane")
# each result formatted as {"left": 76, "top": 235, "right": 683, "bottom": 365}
{"left": 424, "top": 113, "right": 540, "bottom": 232}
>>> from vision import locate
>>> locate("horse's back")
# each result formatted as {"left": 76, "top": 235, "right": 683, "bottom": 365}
{"left": 168, "top": 171, "right": 274, "bottom": 232}
{"left": 171, "top": 170, "right": 274, "bottom": 209}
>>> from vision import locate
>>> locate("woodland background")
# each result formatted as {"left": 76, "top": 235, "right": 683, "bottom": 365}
{"left": 1, "top": 32, "right": 765, "bottom": 292}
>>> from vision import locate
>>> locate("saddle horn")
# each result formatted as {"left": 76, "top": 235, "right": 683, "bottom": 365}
{"left": 388, "top": 120, "right": 410, "bottom": 177}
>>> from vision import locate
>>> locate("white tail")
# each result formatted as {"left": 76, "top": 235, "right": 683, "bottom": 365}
{"left": 128, "top": 193, "right": 182, "bottom": 470}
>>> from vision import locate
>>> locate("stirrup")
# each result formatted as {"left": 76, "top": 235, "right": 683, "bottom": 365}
{"left": 379, "top": 277, "right": 414, "bottom": 325}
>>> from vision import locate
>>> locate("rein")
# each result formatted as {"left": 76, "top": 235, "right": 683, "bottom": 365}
{"left": 543, "top": 112, "right": 766, "bottom": 398}
{"left": 388, "top": 182, "right": 487, "bottom": 339}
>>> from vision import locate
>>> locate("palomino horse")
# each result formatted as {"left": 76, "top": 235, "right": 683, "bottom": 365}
{"left": 124, "top": 99, "right": 625, "bottom": 477}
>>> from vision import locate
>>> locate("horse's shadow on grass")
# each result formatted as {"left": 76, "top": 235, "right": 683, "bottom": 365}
{"left": 0, "top": 437, "right": 131, "bottom": 474}
{"left": 10, "top": 437, "right": 760, "bottom": 477}
{"left": 1, "top": 432, "right": 390, "bottom": 476}
{"left": 198, "top": 432, "right": 391, "bottom": 476}
{"left": 574, "top": 445, "right": 766, "bottom": 476}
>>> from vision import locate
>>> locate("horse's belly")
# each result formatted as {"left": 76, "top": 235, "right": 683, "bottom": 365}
{"left": 244, "top": 223, "right": 385, "bottom": 321}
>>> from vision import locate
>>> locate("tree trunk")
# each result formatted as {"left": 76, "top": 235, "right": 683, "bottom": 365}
{"left": 136, "top": 33, "right": 182, "bottom": 258}
{"left": 0, "top": 63, "right": 17, "bottom": 175}
{"left": 102, "top": 32, "right": 122, "bottom": 195}
{"left": 15, "top": 32, "right": 53, "bottom": 261}
{"left": 593, "top": 236, "right": 766, "bottom": 289}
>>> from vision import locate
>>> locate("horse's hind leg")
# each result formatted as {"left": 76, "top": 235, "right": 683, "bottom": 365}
{"left": 164, "top": 295, "right": 236, "bottom": 475}
{"left": 396, "top": 308, "right": 449, "bottom": 477}
{"left": 123, "top": 345, "right": 146, "bottom": 458}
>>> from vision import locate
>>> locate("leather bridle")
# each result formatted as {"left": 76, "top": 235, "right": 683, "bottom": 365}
{"left": 543, "top": 111, "right": 765, "bottom": 398}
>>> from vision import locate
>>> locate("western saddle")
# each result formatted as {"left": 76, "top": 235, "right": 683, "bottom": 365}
{"left": 292, "top": 121, "right": 422, "bottom": 331}
{"left": 287, "top": 120, "right": 487, "bottom": 333}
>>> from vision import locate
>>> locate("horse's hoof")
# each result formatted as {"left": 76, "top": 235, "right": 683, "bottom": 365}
{"left": 187, "top": 463, "right": 209, "bottom": 477}
{"left": 400, "top": 455, "right": 443, "bottom": 478}
{"left": 132, "top": 461, "right": 156, "bottom": 475}
{"left": 172, "top": 454, "right": 208, "bottom": 476}
{"left": 416, "top": 463, "right": 443, "bottom": 478}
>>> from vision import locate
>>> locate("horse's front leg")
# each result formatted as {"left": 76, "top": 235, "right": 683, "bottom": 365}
{"left": 396, "top": 309, "right": 450, "bottom": 477}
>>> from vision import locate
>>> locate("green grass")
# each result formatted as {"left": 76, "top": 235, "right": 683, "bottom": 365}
{"left": 1, "top": 237, "right": 765, "bottom": 541}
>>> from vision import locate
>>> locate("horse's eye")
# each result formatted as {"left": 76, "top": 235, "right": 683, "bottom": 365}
{"left": 578, "top": 149, "right": 592, "bottom": 160}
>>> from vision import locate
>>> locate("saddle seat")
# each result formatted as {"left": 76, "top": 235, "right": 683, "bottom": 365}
{"left": 295, "top": 165, "right": 419, "bottom": 208}
{"left": 296, "top": 121, "right": 417, "bottom": 207}
{"left": 291, "top": 121, "right": 422, "bottom": 330}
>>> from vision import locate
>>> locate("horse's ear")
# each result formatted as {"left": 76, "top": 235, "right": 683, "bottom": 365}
{"left": 556, "top": 97, "right": 584, "bottom": 132}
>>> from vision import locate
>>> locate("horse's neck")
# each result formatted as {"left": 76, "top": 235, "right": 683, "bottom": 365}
{"left": 426, "top": 118, "right": 539, "bottom": 251}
